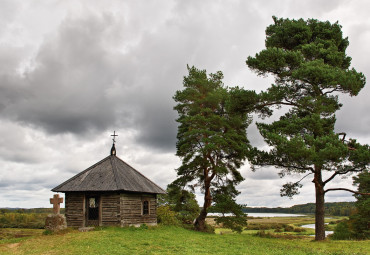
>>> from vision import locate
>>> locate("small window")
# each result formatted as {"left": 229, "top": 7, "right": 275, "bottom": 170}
{"left": 89, "top": 198, "right": 98, "bottom": 208}
{"left": 87, "top": 197, "right": 99, "bottom": 220}
{"left": 142, "top": 200, "right": 149, "bottom": 215}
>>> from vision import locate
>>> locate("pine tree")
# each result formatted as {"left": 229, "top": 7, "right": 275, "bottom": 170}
{"left": 173, "top": 66, "right": 251, "bottom": 232}
{"left": 246, "top": 17, "right": 370, "bottom": 240}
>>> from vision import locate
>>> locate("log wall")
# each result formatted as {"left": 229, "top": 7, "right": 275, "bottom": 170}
{"left": 101, "top": 193, "right": 120, "bottom": 226}
{"left": 65, "top": 192, "right": 157, "bottom": 228}
{"left": 120, "top": 193, "right": 157, "bottom": 226}
{"left": 65, "top": 192, "right": 85, "bottom": 227}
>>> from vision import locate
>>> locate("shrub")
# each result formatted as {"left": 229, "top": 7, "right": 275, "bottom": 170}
{"left": 137, "top": 224, "right": 148, "bottom": 230}
{"left": 245, "top": 223, "right": 286, "bottom": 231}
{"left": 157, "top": 206, "right": 180, "bottom": 226}
{"left": 43, "top": 229, "right": 53, "bottom": 235}
{"left": 283, "top": 225, "right": 294, "bottom": 232}
{"left": 203, "top": 223, "right": 215, "bottom": 234}
{"left": 331, "top": 221, "right": 353, "bottom": 240}
{"left": 214, "top": 216, "right": 247, "bottom": 233}
{"left": 293, "top": 227, "right": 305, "bottom": 232}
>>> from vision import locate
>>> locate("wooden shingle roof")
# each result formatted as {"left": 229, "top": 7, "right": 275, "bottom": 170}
{"left": 52, "top": 155, "right": 165, "bottom": 194}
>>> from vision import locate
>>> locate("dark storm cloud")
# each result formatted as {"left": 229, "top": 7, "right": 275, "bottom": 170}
{"left": 1, "top": 8, "right": 188, "bottom": 151}
{"left": 1, "top": 14, "right": 121, "bottom": 134}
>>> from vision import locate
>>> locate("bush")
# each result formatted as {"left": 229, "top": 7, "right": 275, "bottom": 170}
{"left": 331, "top": 221, "right": 353, "bottom": 240}
{"left": 43, "top": 229, "right": 53, "bottom": 235}
{"left": 283, "top": 225, "right": 294, "bottom": 232}
{"left": 245, "top": 223, "right": 285, "bottom": 231}
{"left": 157, "top": 206, "right": 180, "bottom": 226}
{"left": 214, "top": 216, "right": 247, "bottom": 233}
{"left": 293, "top": 227, "right": 305, "bottom": 233}
{"left": 203, "top": 223, "right": 215, "bottom": 234}
{"left": 139, "top": 224, "right": 148, "bottom": 230}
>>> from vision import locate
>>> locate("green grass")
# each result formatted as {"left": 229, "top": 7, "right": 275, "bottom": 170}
{"left": 0, "top": 226, "right": 369, "bottom": 255}
{"left": 0, "top": 228, "right": 44, "bottom": 244}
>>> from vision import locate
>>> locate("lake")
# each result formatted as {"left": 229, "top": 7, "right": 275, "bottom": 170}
{"left": 301, "top": 223, "right": 334, "bottom": 236}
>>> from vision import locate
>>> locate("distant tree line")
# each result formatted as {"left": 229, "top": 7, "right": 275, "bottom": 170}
{"left": 242, "top": 202, "right": 356, "bottom": 216}
{"left": 0, "top": 208, "right": 66, "bottom": 229}
{"left": 0, "top": 208, "right": 65, "bottom": 214}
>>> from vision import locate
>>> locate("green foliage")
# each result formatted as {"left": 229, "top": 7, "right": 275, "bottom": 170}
{"left": 348, "top": 171, "right": 370, "bottom": 239}
{"left": 158, "top": 185, "right": 200, "bottom": 225}
{"left": 173, "top": 65, "right": 251, "bottom": 231}
{"left": 0, "top": 213, "right": 47, "bottom": 229}
{"left": 203, "top": 223, "right": 215, "bottom": 234}
{"left": 331, "top": 221, "right": 353, "bottom": 240}
{"left": 167, "top": 185, "right": 200, "bottom": 224}
{"left": 210, "top": 184, "right": 247, "bottom": 233}
{"left": 42, "top": 229, "right": 53, "bottom": 235}
{"left": 333, "top": 171, "right": 370, "bottom": 240}
{"left": 0, "top": 208, "right": 64, "bottom": 214}
{"left": 156, "top": 205, "right": 180, "bottom": 226}
{"left": 139, "top": 224, "right": 148, "bottom": 230}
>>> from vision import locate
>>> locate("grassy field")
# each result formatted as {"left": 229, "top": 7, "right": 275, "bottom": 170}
{"left": 1, "top": 224, "right": 369, "bottom": 255}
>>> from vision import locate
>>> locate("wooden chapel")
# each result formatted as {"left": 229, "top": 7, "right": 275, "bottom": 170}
{"left": 52, "top": 133, "right": 165, "bottom": 227}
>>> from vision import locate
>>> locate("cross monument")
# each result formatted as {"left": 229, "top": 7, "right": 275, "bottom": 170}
{"left": 50, "top": 194, "right": 64, "bottom": 214}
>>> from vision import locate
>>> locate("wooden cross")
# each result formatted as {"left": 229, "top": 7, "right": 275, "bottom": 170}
{"left": 50, "top": 194, "right": 63, "bottom": 214}
{"left": 111, "top": 131, "right": 118, "bottom": 144}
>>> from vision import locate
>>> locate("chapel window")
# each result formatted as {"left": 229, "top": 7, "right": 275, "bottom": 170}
{"left": 143, "top": 200, "right": 149, "bottom": 215}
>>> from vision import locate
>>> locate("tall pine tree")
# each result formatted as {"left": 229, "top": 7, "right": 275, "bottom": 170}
{"left": 246, "top": 17, "right": 370, "bottom": 240}
{"left": 173, "top": 66, "right": 251, "bottom": 232}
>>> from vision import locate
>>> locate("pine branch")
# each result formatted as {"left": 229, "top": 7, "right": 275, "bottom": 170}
{"left": 324, "top": 168, "right": 365, "bottom": 185}
{"left": 254, "top": 161, "right": 314, "bottom": 173}
{"left": 297, "top": 172, "right": 313, "bottom": 183}
{"left": 324, "top": 188, "right": 370, "bottom": 196}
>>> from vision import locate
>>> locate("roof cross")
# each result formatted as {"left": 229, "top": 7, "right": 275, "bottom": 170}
{"left": 111, "top": 131, "right": 118, "bottom": 144}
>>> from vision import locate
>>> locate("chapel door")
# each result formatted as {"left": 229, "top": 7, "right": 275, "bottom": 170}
{"left": 86, "top": 196, "right": 100, "bottom": 226}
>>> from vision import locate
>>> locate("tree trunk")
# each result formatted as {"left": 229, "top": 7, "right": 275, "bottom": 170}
{"left": 313, "top": 168, "right": 326, "bottom": 241}
{"left": 194, "top": 178, "right": 212, "bottom": 231}
{"left": 194, "top": 207, "right": 207, "bottom": 231}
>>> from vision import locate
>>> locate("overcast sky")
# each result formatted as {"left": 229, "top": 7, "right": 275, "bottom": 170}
{"left": 1, "top": 0, "right": 369, "bottom": 209}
